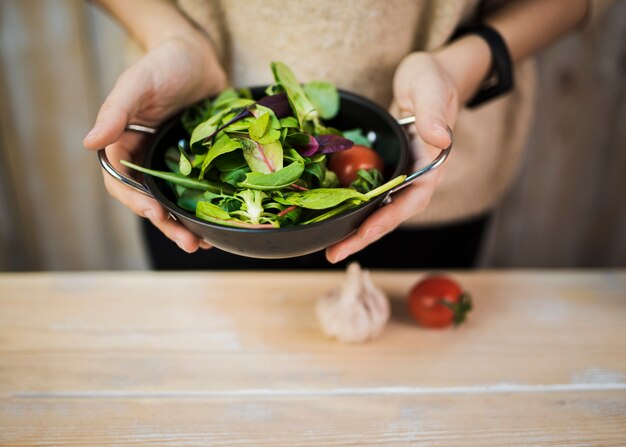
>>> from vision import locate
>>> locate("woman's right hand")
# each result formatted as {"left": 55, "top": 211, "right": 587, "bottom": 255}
{"left": 83, "top": 33, "right": 227, "bottom": 253}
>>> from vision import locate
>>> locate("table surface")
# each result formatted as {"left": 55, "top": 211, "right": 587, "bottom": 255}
{"left": 0, "top": 270, "right": 625, "bottom": 446}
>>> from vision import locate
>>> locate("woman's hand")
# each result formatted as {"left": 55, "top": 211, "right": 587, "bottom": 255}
{"left": 325, "top": 51, "right": 468, "bottom": 264}
{"left": 83, "top": 33, "right": 227, "bottom": 253}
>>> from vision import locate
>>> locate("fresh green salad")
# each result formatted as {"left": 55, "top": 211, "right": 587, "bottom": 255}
{"left": 122, "top": 62, "right": 405, "bottom": 229}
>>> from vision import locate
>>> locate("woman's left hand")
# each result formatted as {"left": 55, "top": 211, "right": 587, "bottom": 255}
{"left": 325, "top": 52, "right": 461, "bottom": 263}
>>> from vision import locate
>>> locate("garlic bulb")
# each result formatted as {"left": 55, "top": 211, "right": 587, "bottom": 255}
{"left": 316, "top": 262, "right": 390, "bottom": 343}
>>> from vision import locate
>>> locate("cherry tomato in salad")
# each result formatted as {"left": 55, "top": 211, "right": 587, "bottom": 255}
{"left": 407, "top": 276, "right": 472, "bottom": 328}
{"left": 327, "top": 145, "right": 384, "bottom": 187}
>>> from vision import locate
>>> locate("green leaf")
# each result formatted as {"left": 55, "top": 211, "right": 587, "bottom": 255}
{"left": 238, "top": 161, "right": 304, "bottom": 190}
{"left": 283, "top": 148, "right": 305, "bottom": 163}
{"left": 196, "top": 201, "right": 278, "bottom": 229}
{"left": 249, "top": 112, "right": 270, "bottom": 141}
{"left": 199, "top": 134, "right": 242, "bottom": 178}
{"left": 304, "top": 81, "right": 339, "bottom": 120}
{"left": 237, "top": 87, "right": 253, "bottom": 99}
{"left": 350, "top": 168, "right": 383, "bottom": 193}
{"left": 220, "top": 165, "right": 250, "bottom": 187}
{"left": 177, "top": 143, "right": 192, "bottom": 176}
{"left": 177, "top": 190, "right": 222, "bottom": 212}
{"left": 196, "top": 201, "right": 231, "bottom": 220}
{"left": 120, "top": 160, "right": 233, "bottom": 194}
{"left": 300, "top": 200, "right": 361, "bottom": 225}
{"left": 164, "top": 146, "right": 181, "bottom": 174}
{"left": 181, "top": 98, "right": 213, "bottom": 135}
{"left": 241, "top": 139, "right": 283, "bottom": 174}
{"left": 214, "top": 151, "right": 247, "bottom": 171}
{"left": 233, "top": 189, "right": 268, "bottom": 224}
{"left": 279, "top": 116, "right": 299, "bottom": 128}
{"left": 304, "top": 160, "right": 325, "bottom": 183}
{"left": 364, "top": 174, "right": 407, "bottom": 199}
{"left": 189, "top": 109, "right": 228, "bottom": 148}
{"left": 218, "top": 195, "right": 242, "bottom": 213}
{"left": 320, "top": 169, "right": 339, "bottom": 188}
{"left": 211, "top": 90, "right": 254, "bottom": 112}
{"left": 277, "top": 188, "right": 367, "bottom": 210}
{"left": 342, "top": 128, "right": 372, "bottom": 148}
{"left": 212, "top": 88, "right": 240, "bottom": 107}
{"left": 271, "top": 62, "right": 318, "bottom": 128}
{"left": 222, "top": 116, "right": 255, "bottom": 133}
{"left": 251, "top": 105, "right": 281, "bottom": 144}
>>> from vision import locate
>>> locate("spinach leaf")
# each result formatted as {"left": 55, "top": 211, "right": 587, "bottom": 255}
{"left": 286, "top": 132, "right": 319, "bottom": 157}
{"left": 350, "top": 168, "right": 383, "bottom": 193}
{"left": 279, "top": 116, "right": 299, "bottom": 129}
{"left": 121, "top": 160, "right": 233, "bottom": 194}
{"left": 304, "top": 81, "right": 339, "bottom": 120}
{"left": 283, "top": 147, "right": 305, "bottom": 163}
{"left": 364, "top": 174, "right": 406, "bottom": 199}
{"left": 241, "top": 139, "right": 283, "bottom": 174}
{"left": 304, "top": 159, "right": 325, "bottom": 183}
{"left": 177, "top": 141, "right": 192, "bottom": 176}
{"left": 214, "top": 151, "right": 247, "bottom": 171}
{"left": 220, "top": 165, "right": 250, "bottom": 187}
{"left": 199, "top": 134, "right": 242, "bottom": 178}
{"left": 276, "top": 188, "right": 367, "bottom": 210}
{"left": 181, "top": 98, "right": 213, "bottom": 135}
{"left": 250, "top": 105, "right": 281, "bottom": 144}
{"left": 320, "top": 168, "right": 340, "bottom": 188}
{"left": 189, "top": 108, "right": 229, "bottom": 148}
{"left": 196, "top": 200, "right": 231, "bottom": 220}
{"left": 300, "top": 200, "right": 361, "bottom": 225}
{"left": 341, "top": 128, "right": 372, "bottom": 148}
{"left": 177, "top": 189, "right": 222, "bottom": 212}
{"left": 271, "top": 62, "right": 318, "bottom": 128}
{"left": 238, "top": 161, "right": 304, "bottom": 190}
{"left": 249, "top": 112, "right": 270, "bottom": 141}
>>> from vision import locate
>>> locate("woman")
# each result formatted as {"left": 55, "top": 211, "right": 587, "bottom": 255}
{"left": 84, "top": 0, "right": 608, "bottom": 269}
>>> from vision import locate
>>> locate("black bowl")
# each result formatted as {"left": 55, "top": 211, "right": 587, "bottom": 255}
{"left": 134, "top": 88, "right": 409, "bottom": 258}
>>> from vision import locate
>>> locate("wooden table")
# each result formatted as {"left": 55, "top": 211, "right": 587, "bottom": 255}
{"left": 1, "top": 271, "right": 625, "bottom": 446}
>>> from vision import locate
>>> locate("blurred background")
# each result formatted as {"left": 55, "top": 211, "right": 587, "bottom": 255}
{"left": 0, "top": 0, "right": 624, "bottom": 271}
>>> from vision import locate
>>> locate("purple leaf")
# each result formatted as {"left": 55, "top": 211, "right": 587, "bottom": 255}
{"left": 290, "top": 133, "right": 319, "bottom": 157}
{"left": 316, "top": 134, "right": 354, "bottom": 154}
{"left": 202, "top": 93, "right": 292, "bottom": 144}
{"left": 256, "top": 92, "right": 291, "bottom": 118}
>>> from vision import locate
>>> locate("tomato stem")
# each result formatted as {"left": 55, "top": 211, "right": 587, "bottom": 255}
{"left": 439, "top": 292, "right": 473, "bottom": 326}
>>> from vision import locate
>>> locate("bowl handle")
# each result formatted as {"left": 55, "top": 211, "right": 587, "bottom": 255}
{"left": 382, "top": 116, "right": 453, "bottom": 205}
{"left": 97, "top": 124, "right": 157, "bottom": 198}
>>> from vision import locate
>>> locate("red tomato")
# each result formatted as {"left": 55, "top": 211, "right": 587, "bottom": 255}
{"left": 407, "top": 276, "right": 472, "bottom": 328}
{"left": 327, "top": 145, "right": 384, "bottom": 186}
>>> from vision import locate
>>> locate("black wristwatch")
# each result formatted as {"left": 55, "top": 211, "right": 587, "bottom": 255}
{"left": 452, "top": 24, "right": 514, "bottom": 108}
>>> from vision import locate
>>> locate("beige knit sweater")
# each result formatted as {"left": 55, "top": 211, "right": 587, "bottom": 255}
{"left": 176, "top": 0, "right": 608, "bottom": 226}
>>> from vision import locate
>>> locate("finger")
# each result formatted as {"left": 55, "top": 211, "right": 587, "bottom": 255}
{"left": 104, "top": 169, "right": 203, "bottom": 253}
{"left": 145, "top": 212, "right": 202, "bottom": 254}
{"left": 411, "top": 84, "right": 454, "bottom": 150}
{"left": 326, "top": 169, "right": 440, "bottom": 263}
{"left": 83, "top": 66, "right": 151, "bottom": 150}
{"left": 104, "top": 168, "right": 202, "bottom": 253}
{"left": 101, "top": 133, "right": 202, "bottom": 253}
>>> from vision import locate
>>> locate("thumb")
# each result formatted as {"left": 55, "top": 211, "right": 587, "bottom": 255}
{"left": 83, "top": 68, "right": 150, "bottom": 150}
{"left": 410, "top": 86, "right": 455, "bottom": 150}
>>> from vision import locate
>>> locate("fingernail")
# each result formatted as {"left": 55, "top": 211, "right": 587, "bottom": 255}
{"left": 176, "top": 239, "right": 191, "bottom": 253}
{"left": 362, "top": 226, "right": 383, "bottom": 241}
{"left": 332, "top": 250, "right": 350, "bottom": 264}
{"left": 199, "top": 240, "right": 212, "bottom": 250}
{"left": 432, "top": 121, "right": 450, "bottom": 141}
